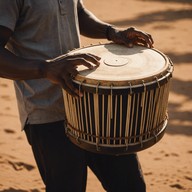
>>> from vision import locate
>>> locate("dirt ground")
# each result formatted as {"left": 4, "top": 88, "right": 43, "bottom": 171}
{"left": 0, "top": 0, "right": 192, "bottom": 191}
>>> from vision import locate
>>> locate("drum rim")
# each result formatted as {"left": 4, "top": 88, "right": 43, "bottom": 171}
{"left": 73, "top": 70, "right": 171, "bottom": 92}
{"left": 71, "top": 43, "right": 173, "bottom": 86}
{"left": 71, "top": 67, "right": 172, "bottom": 95}
{"left": 69, "top": 43, "right": 173, "bottom": 94}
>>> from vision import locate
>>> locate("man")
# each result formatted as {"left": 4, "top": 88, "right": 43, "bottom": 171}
{"left": 0, "top": 0, "right": 153, "bottom": 191}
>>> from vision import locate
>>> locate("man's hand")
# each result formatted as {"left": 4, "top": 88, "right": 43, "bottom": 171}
{"left": 107, "top": 26, "right": 154, "bottom": 48}
{"left": 44, "top": 53, "right": 100, "bottom": 98}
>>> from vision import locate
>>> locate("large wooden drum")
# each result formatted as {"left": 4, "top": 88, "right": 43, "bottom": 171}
{"left": 62, "top": 43, "right": 173, "bottom": 155}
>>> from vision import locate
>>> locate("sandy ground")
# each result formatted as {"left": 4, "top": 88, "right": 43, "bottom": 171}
{"left": 0, "top": 0, "right": 192, "bottom": 191}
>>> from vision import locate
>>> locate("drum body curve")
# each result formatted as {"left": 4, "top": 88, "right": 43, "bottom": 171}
{"left": 62, "top": 43, "right": 173, "bottom": 155}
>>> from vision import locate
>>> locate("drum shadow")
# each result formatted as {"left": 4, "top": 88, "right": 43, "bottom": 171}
{"left": 104, "top": 43, "right": 148, "bottom": 57}
{"left": 76, "top": 65, "right": 98, "bottom": 77}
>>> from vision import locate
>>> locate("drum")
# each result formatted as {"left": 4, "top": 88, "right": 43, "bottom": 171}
{"left": 62, "top": 43, "right": 173, "bottom": 155}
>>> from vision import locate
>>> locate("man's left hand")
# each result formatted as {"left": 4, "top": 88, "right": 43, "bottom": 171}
{"left": 107, "top": 26, "right": 154, "bottom": 48}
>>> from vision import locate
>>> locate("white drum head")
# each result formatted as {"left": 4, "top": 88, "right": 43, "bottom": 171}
{"left": 69, "top": 43, "right": 169, "bottom": 86}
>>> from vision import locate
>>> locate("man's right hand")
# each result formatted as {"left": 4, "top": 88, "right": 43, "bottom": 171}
{"left": 0, "top": 25, "right": 101, "bottom": 98}
{"left": 44, "top": 53, "right": 101, "bottom": 98}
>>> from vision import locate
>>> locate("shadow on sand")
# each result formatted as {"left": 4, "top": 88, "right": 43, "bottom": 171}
{"left": 108, "top": 9, "right": 192, "bottom": 27}
{"left": 0, "top": 188, "right": 40, "bottom": 192}
{"left": 138, "top": 0, "right": 192, "bottom": 4}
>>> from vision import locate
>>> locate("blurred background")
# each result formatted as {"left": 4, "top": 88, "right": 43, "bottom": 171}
{"left": 0, "top": 0, "right": 192, "bottom": 191}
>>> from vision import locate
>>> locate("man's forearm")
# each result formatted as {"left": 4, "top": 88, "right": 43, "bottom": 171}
{"left": 78, "top": 7, "right": 111, "bottom": 39}
{"left": 0, "top": 47, "right": 45, "bottom": 80}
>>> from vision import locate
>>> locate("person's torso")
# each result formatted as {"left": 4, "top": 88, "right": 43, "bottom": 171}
{"left": 6, "top": 0, "right": 81, "bottom": 129}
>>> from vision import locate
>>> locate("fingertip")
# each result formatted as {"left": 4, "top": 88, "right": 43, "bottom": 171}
{"left": 74, "top": 89, "right": 83, "bottom": 98}
{"left": 89, "top": 65, "right": 94, "bottom": 69}
{"left": 96, "top": 60, "right": 101, "bottom": 66}
{"left": 96, "top": 56, "right": 101, "bottom": 60}
{"left": 128, "top": 43, "right": 134, "bottom": 48}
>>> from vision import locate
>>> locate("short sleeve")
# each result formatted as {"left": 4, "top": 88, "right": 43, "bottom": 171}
{"left": 0, "top": 0, "right": 21, "bottom": 31}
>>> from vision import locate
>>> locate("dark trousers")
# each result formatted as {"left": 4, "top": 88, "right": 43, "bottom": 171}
{"left": 24, "top": 121, "right": 146, "bottom": 192}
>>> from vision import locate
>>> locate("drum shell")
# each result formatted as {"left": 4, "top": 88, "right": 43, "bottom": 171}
{"left": 63, "top": 43, "right": 173, "bottom": 155}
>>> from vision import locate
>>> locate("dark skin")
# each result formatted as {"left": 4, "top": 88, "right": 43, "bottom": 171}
{"left": 0, "top": 5, "right": 154, "bottom": 98}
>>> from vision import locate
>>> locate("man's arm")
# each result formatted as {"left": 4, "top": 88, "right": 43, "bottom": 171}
{"left": 0, "top": 26, "right": 46, "bottom": 80}
{"left": 78, "top": 4, "right": 109, "bottom": 39}
{"left": 0, "top": 25, "right": 100, "bottom": 97}
{"left": 78, "top": 2, "right": 154, "bottom": 48}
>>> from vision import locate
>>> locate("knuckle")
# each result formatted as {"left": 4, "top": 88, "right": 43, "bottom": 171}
{"left": 128, "top": 27, "right": 135, "bottom": 31}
